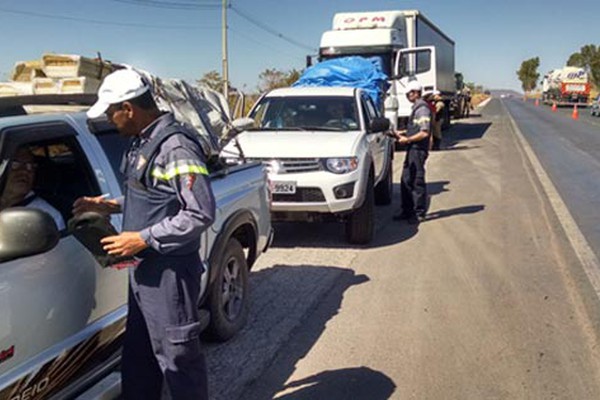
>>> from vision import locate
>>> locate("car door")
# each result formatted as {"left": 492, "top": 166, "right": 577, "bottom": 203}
{"left": 361, "top": 94, "right": 385, "bottom": 181}
{"left": 0, "top": 119, "right": 127, "bottom": 399}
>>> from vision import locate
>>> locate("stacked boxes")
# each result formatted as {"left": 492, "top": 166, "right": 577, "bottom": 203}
{"left": 0, "top": 53, "right": 114, "bottom": 97}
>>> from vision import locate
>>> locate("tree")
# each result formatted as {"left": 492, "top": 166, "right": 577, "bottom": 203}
{"left": 197, "top": 70, "right": 228, "bottom": 92}
{"left": 567, "top": 44, "right": 600, "bottom": 88}
{"left": 257, "top": 68, "right": 302, "bottom": 92}
{"left": 516, "top": 57, "right": 540, "bottom": 92}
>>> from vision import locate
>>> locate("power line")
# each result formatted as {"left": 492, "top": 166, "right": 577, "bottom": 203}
{"left": 111, "top": 0, "right": 220, "bottom": 10}
{"left": 0, "top": 6, "right": 218, "bottom": 29}
{"left": 228, "top": 28, "right": 298, "bottom": 57}
{"left": 229, "top": 4, "right": 316, "bottom": 52}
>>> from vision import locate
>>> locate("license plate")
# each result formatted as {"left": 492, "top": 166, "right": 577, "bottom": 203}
{"left": 272, "top": 181, "right": 296, "bottom": 194}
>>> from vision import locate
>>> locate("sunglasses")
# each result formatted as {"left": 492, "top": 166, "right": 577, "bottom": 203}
{"left": 10, "top": 160, "right": 37, "bottom": 172}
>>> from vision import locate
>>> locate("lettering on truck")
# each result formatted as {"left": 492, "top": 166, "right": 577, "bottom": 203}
{"left": 8, "top": 378, "right": 50, "bottom": 400}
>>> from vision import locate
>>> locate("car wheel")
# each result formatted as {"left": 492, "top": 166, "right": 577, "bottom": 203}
{"left": 374, "top": 154, "right": 393, "bottom": 206}
{"left": 345, "top": 172, "right": 374, "bottom": 244}
{"left": 206, "top": 238, "right": 249, "bottom": 342}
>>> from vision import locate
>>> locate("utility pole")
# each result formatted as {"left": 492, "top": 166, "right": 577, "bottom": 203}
{"left": 222, "top": 0, "right": 229, "bottom": 99}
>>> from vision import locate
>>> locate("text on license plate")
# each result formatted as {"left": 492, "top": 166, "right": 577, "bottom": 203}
{"left": 272, "top": 181, "right": 296, "bottom": 194}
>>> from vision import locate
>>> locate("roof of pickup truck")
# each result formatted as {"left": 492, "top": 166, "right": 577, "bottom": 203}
{"left": 0, "top": 111, "right": 89, "bottom": 132}
{"left": 265, "top": 86, "right": 357, "bottom": 97}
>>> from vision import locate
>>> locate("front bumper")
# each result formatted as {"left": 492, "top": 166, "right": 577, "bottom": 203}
{"left": 269, "top": 169, "right": 364, "bottom": 214}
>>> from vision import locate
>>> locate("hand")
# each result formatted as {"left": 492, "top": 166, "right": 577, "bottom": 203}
{"left": 73, "top": 195, "right": 120, "bottom": 216}
{"left": 101, "top": 232, "right": 148, "bottom": 257}
{"left": 398, "top": 135, "right": 410, "bottom": 145}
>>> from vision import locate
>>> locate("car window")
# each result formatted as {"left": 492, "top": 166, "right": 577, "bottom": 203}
{"left": 250, "top": 96, "right": 359, "bottom": 131}
{"left": 0, "top": 137, "right": 100, "bottom": 231}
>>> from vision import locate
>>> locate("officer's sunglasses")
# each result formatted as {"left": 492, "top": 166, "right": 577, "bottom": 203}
{"left": 105, "top": 103, "right": 124, "bottom": 120}
{"left": 10, "top": 160, "right": 37, "bottom": 172}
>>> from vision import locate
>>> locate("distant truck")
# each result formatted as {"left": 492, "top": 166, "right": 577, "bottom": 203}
{"left": 541, "top": 67, "right": 591, "bottom": 106}
{"left": 318, "top": 10, "right": 456, "bottom": 130}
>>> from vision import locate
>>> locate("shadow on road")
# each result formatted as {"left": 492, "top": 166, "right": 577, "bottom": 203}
{"left": 207, "top": 265, "right": 369, "bottom": 400}
{"left": 275, "top": 367, "right": 396, "bottom": 400}
{"left": 424, "top": 205, "right": 485, "bottom": 222}
{"left": 443, "top": 122, "right": 492, "bottom": 149}
{"left": 427, "top": 180, "right": 450, "bottom": 196}
{"left": 239, "top": 268, "right": 395, "bottom": 400}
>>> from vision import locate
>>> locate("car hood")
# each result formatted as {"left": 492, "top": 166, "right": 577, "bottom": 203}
{"left": 221, "top": 130, "right": 364, "bottom": 159}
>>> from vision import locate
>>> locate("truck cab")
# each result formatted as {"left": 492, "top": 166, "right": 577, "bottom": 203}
{"left": 318, "top": 10, "right": 455, "bottom": 130}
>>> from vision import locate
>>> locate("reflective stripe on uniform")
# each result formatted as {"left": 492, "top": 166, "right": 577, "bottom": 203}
{"left": 152, "top": 159, "right": 209, "bottom": 181}
{"left": 413, "top": 116, "right": 431, "bottom": 125}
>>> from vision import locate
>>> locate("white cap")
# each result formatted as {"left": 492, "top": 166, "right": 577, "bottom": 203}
{"left": 406, "top": 80, "right": 422, "bottom": 92}
{"left": 432, "top": 90, "right": 441, "bottom": 96}
{"left": 87, "top": 69, "right": 150, "bottom": 118}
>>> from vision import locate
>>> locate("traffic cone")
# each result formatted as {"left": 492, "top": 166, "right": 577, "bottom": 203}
{"left": 535, "top": 98, "right": 540, "bottom": 107}
{"left": 552, "top": 102, "right": 557, "bottom": 112}
{"left": 572, "top": 104, "right": 579, "bottom": 120}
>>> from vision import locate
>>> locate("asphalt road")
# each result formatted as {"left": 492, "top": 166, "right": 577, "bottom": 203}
{"left": 206, "top": 99, "right": 600, "bottom": 400}
{"left": 504, "top": 98, "right": 600, "bottom": 262}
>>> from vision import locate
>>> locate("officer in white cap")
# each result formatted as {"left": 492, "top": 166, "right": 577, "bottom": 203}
{"left": 392, "top": 79, "right": 431, "bottom": 223}
{"left": 75, "top": 68, "right": 214, "bottom": 399}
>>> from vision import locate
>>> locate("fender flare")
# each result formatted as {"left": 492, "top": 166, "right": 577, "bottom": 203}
{"left": 207, "top": 209, "right": 258, "bottom": 288}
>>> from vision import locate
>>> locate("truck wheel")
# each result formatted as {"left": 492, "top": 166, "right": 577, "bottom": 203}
{"left": 374, "top": 156, "right": 393, "bottom": 205}
{"left": 206, "top": 238, "right": 249, "bottom": 342}
{"left": 346, "top": 173, "right": 374, "bottom": 244}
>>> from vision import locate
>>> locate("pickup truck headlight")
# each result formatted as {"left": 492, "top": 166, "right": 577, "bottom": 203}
{"left": 324, "top": 157, "right": 359, "bottom": 174}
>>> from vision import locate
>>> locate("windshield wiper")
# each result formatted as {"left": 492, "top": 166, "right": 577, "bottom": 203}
{"left": 297, "top": 126, "right": 344, "bottom": 132}
{"left": 247, "top": 127, "right": 308, "bottom": 131}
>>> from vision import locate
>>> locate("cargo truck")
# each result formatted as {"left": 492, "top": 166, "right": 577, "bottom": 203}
{"left": 541, "top": 67, "right": 591, "bottom": 106}
{"left": 318, "top": 10, "right": 456, "bottom": 130}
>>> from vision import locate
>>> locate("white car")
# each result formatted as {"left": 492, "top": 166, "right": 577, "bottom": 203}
{"left": 223, "top": 86, "right": 394, "bottom": 244}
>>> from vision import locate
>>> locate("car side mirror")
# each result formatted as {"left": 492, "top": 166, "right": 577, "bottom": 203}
{"left": 370, "top": 117, "right": 390, "bottom": 133}
{"left": 0, "top": 208, "right": 60, "bottom": 263}
{"left": 232, "top": 118, "right": 255, "bottom": 132}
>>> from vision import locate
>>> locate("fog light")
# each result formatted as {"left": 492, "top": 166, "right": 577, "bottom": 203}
{"left": 333, "top": 182, "right": 355, "bottom": 199}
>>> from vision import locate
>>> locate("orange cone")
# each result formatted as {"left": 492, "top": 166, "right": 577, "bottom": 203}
{"left": 552, "top": 102, "right": 557, "bottom": 112}
{"left": 535, "top": 98, "right": 540, "bottom": 106}
{"left": 572, "top": 104, "right": 579, "bottom": 120}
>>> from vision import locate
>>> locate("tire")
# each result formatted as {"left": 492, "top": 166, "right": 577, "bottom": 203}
{"left": 345, "top": 172, "right": 374, "bottom": 244}
{"left": 374, "top": 155, "right": 393, "bottom": 206}
{"left": 206, "top": 238, "right": 249, "bottom": 342}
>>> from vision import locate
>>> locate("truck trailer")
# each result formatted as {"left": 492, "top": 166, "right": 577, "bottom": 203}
{"left": 541, "top": 67, "right": 590, "bottom": 106}
{"left": 318, "top": 10, "right": 456, "bottom": 130}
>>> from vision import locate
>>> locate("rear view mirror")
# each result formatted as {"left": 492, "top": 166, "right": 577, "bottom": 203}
{"left": 0, "top": 208, "right": 60, "bottom": 262}
{"left": 370, "top": 117, "right": 390, "bottom": 133}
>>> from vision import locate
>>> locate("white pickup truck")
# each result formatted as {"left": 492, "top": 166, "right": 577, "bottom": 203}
{"left": 223, "top": 86, "right": 394, "bottom": 244}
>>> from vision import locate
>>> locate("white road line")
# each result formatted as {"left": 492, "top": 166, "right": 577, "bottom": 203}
{"left": 504, "top": 101, "right": 600, "bottom": 298}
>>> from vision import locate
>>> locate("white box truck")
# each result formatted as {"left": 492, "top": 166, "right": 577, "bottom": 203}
{"left": 319, "top": 10, "right": 456, "bottom": 130}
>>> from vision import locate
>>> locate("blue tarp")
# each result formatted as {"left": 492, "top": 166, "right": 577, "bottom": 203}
{"left": 293, "top": 56, "right": 390, "bottom": 110}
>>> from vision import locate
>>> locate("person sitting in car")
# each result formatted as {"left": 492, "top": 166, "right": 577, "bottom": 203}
{"left": 324, "top": 102, "right": 357, "bottom": 129}
{"left": 0, "top": 146, "right": 66, "bottom": 230}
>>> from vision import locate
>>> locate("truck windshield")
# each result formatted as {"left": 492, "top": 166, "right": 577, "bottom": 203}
{"left": 250, "top": 96, "right": 359, "bottom": 131}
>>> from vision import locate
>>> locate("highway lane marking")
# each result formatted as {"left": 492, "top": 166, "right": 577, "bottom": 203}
{"left": 504, "top": 101, "right": 600, "bottom": 298}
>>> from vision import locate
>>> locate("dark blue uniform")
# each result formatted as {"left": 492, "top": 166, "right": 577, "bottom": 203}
{"left": 400, "top": 98, "right": 431, "bottom": 218}
{"left": 120, "top": 113, "right": 215, "bottom": 400}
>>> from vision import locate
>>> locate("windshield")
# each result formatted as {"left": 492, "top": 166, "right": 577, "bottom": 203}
{"left": 249, "top": 96, "right": 359, "bottom": 131}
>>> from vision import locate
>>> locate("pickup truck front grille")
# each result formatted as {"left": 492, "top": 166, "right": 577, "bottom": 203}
{"left": 252, "top": 158, "right": 322, "bottom": 174}
{"left": 273, "top": 187, "right": 325, "bottom": 203}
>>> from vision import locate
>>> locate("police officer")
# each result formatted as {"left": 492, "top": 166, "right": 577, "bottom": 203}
{"left": 432, "top": 90, "right": 445, "bottom": 151}
{"left": 74, "top": 69, "right": 215, "bottom": 400}
{"left": 393, "top": 80, "right": 431, "bottom": 224}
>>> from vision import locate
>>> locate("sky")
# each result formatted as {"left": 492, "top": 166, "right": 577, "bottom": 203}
{"left": 1, "top": 0, "right": 599, "bottom": 92}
